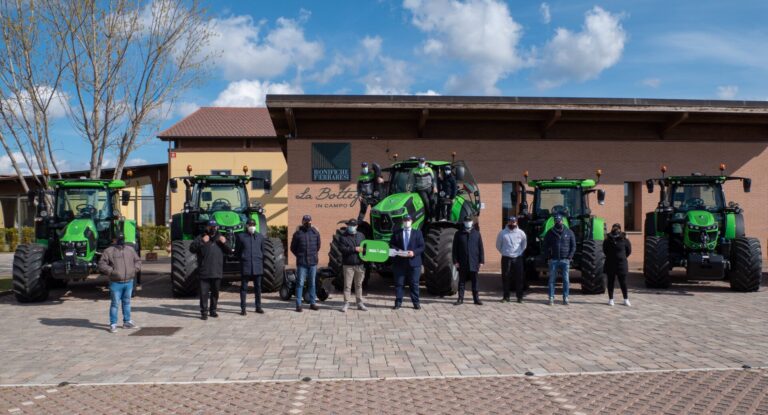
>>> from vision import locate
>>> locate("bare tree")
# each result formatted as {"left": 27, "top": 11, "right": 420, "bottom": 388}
{"left": 0, "top": 0, "right": 67, "bottom": 192}
{"left": 44, "top": 0, "right": 211, "bottom": 179}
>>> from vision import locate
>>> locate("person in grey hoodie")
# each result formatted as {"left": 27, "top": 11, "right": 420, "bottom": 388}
{"left": 99, "top": 233, "right": 142, "bottom": 333}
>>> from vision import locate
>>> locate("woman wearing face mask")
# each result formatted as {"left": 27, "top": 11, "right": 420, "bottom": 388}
{"left": 603, "top": 223, "right": 632, "bottom": 306}
{"left": 452, "top": 216, "right": 484, "bottom": 305}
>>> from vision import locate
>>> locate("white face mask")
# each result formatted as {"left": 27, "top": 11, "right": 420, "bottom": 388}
{"left": 362, "top": 167, "right": 368, "bottom": 174}
{"left": 403, "top": 221, "right": 412, "bottom": 229}
{"left": 247, "top": 226, "right": 256, "bottom": 234}
{"left": 418, "top": 163, "right": 425, "bottom": 169}
{"left": 463, "top": 221, "right": 473, "bottom": 229}
{"left": 347, "top": 226, "right": 357, "bottom": 234}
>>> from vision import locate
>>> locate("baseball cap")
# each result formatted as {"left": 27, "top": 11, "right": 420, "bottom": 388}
{"left": 361, "top": 162, "right": 368, "bottom": 167}
{"left": 246, "top": 218, "right": 256, "bottom": 225}
{"left": 554, "top": 214, "right": 563, "bottom": 222}
{"left": 507, "top": 216, "right": 518, "bottom": 222}
{"left": 403, "top": 214, "right": 413, "bottom": 221}
{"left": 207, "top": 219, "right": 218, "bottom": 226}
{"left": 418, "top": 157, "right": 425, "bottom": 162}
{"left": 346, "top": 218, "right": 358, "bottom": 226}
{"left": 302, "top": 214, "right": 312, "bottom": 222}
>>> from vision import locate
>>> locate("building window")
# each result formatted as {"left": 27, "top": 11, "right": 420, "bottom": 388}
{"left": 624, "top": 182, "right": 640, "bottom": 231}
{"left": 502, "top": 181, "right": 521, "bottom": 226}
{"left": 251, "top": 170, "right": 272, "bottom": 190}
{"left": 311, "top": 142, "right": 351, "bottom": 181}
{"left": 211, "top": 169, "right": 231, "bottom": 176}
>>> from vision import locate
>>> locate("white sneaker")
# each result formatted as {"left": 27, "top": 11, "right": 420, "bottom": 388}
{"left": 109, "top": 324, "right": 117, "bottom": 333}
{"left": 123, "top": 321, "right": 138, "bottom": 329}
{"left": 608, "top": 299, "right": 615, "bottom": 306}
{"left": 357, "top": 303, "right": 368, "bottom": 311}
{"left": 624, "top": 299, "right": 631, "bottom": 307}
{"left": 548, "top": 298, "right": 554, "bottom": 306}
{"left": 341, "top": 303, "right": 348, "bottom": 313}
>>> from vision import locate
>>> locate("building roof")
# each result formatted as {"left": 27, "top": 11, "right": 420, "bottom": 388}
{"left": 266, "top": 95, "right": 768, "bottom": 142}
{"left": 157, "top": 107, "right": 276, "bottom": 139}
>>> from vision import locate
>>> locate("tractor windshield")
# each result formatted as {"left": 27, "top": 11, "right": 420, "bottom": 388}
{"left": 55, "top": 188, "right": 113, "bottom": 222}
{"left": 670, "top": 183, "right": 725, "bottom": 211}
{"left": 195, "top": 183, "right": 248, "bottom": 212}
{"left": 388, "top": 169, "right": 412, "bottom": 194}
{"left": 535, "top": 188, "right": 584, "bottom": 217}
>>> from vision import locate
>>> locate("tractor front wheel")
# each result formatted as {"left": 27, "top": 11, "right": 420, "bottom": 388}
{"left": 579, "top": 240, "right": 606, "bottom": 294}
{"left": 261, "top": 237, "right": 285, "bottom": 293}
{"left": 424, "top": 227, "right": 459, "bottom": 296}
{"left": 171, "top": 240, "right": 198, "bottom": 297}
{"left": 644, "top": 236, "right": 671, "bottom": 288}
{"left": 12, "top": 244, "right": 49, "bottom": 303}
{"left": 728, "top": 237, "right": 762, "bottom": 292}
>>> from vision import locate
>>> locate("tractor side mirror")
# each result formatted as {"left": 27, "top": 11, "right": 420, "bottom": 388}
{"left": 597, "top": 189, "right": 606, "bottom": 206}
{"left": 170, "top": 178, "right": 178, "bottom": 193}
{"left": 743, "top": 178, "right": 752, "bottom": 193}
{"left": 646, "top": 179, "right": 654, "bottom": 193}
{"left": 121, "top": 190, "right": 131, "bottom": 206}
{"left": 454, "top": 165, "right": 465, "bottom": 181}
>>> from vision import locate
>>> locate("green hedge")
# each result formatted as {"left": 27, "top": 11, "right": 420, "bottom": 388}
{"left": 0, "top": 227, "right": 35, "bottom": 252}
{"left": 139, "top": 225, "right": 170, "bottom": 252}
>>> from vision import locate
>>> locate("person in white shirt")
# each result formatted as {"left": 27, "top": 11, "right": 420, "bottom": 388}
{"left": 496, "top": 216, "right": 527, "bottom": 303}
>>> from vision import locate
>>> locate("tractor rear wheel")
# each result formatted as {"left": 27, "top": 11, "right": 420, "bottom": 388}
{"left": 580, "top": 240, "right": 606, "bottom": 294}
{"left": 424, "top": 227, "right": 459, "bottom": 296}
{"left": 12, "top": 244, "right": 48, "bottom": 303}
{"left": 644, "top": 236, "right": 671, "bottom": 288}
{"left": 261, "top": 237, "right": 285, "bottom": 292}
{"left": 728, "top": 237, "right": 762, "bottom": 292}
{"left": 329, "top": 230, "right": 344, "bottom": 291}
{"left": 171, "top": 240, "right": 198, "bottom": 297}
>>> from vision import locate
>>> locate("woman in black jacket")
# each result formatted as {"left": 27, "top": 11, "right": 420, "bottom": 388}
{"left": 603, "top": 223, "right": 632, "bottom": 306}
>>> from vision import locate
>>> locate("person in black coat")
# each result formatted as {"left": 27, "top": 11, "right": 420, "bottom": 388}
{"left": 338, "top": 218, "right": 368, "bottom": 312}
{"left": 438, "top": 166, "right": 457, "bottom": 220}
{"left": 544, "top": 214, "right": 576, "bottom": 305}
{"left": 390, "top": 214, "right": 425, "bottom": 310}
{"left": 290, "top": 214, "right": 322, "bottom": 312}
{"left": 190, "top": 219, "right": 231, "bottom": 320}
{"left": 452, "top": 217, "right": 484, "bottom": 305}
{"left": 235, "top": 218, "right": 266, "bottom": 315}
{"left": 603, "top": 223, "right": 632, "bottom": 306}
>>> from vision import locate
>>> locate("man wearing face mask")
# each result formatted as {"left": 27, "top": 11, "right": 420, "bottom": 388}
{"left": 356, "top": 162, "right": 377, "bottom": 223}
{"left": 544, "top": 214, "right": 576, "bottom": 305}
{"left": 408, "top": 157, "right": 436, "bottom": 221}
{"left": 452, "top": 216, "right": 484, "bottom": 305}
{"left": 290, "top": 214, "right": 322, "bottom": 312}
{"left": 99, "top": 232, "right": 142, "bottom": 333}
{"left": 390, "top": 214, "right": 425, "bottom": 310}
{"left": 190, "top": 219, "right": 230, "bottom": 320}
{"left": 496, "top": 216, "right": 527, "bottom": 303}
{"left": 338, "top": 219, "right": 367, "bottom": 312}
{"left": 438, "top": 166, "right": 457, "bottom": 221}
{"left": 235, "top": 218, "right": 266, "bottom": 315}
{"left": 603, "top": 223, "right": 632, "bottom": 307}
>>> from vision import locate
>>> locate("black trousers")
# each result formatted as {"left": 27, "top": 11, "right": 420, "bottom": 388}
{"left": 358, "top": 199, "right": 369, "bottom": 222}
{"left": 606, "top": 268, "right": 628, "bottom": 300}
{"left": 416, "top": 190, "right": 432, "bottom": 219}
{"left": 458, "top": 269, "right": 479, "bottom": 301}
{"left": 501, "top": 256, "right": 524, "bottom": 300}
{"left": 240, "top": 274, "right": 263, "bottom": 309}
{"left": 199, "top": 278, "right": 221, "bottom": 313}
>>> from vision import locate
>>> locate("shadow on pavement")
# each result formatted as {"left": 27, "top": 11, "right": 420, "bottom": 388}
{"left": 38, "top": 317, "right": 109, "bottom": 330}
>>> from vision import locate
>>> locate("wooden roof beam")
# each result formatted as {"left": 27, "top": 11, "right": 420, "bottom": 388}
{"left": 418, "top": 109, "right": 429, "bottom": 138}
{"left": 285, "top": 108, "right": 297, "bottom": 138}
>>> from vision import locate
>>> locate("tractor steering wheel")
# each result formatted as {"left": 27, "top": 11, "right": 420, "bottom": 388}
{"left": 75, "top": 204, "right": 97, "bottom": 217}
{"left": 210, "top": 198, "right": 231, "bottom": 210}
{"left": 683, "top": 198, "right": 705, "bottom": 210}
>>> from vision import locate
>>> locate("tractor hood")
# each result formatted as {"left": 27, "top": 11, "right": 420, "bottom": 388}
{"left": 212, "top": 210, "right": 242, "bottom": 228}
{"left": 374, "top": 192, "right": 414, "bottom": 213}
{"left": 60, "top": 218, "right": 97, "bottom": 242}
{"left": 686, "top": 210, "right": 716, "bottom": 227}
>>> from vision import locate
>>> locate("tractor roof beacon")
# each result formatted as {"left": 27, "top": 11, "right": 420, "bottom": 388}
{"left": 517, "top": 170, "right": 607, "bottom": 294}
{"left": 328, "top": 154, "right": 481, "bottom": 296}
{"left": 168, "top": 165, "right": 285, "bottom": 297}
{"left": 643, "top": 164, "right": 762, "bottom": 291}
{"left": 13, "top": 176, "right": 139, "bottom": 303}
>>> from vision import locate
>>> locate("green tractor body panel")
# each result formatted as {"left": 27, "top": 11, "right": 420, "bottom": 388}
{"left": 370, "top": 192, "right": 426, "bottom": 241}
{"left": 359, "top": 239, "right": 391, "bottom": 263}
{"left": 212, "top": 210, "right": 242, "bottom": 228}
{"left": 449, "top": 195, "right": 466, "bottom": 222}
{"left": 122, "top": 220, "right": 138, "bottom": 245}
{"left": 59, "top": 218, "right": 98, "bottom": 261}
{"left": 683, "top": 210, "right": 719, "bottom": 251}
{"left": 539, "top": 216, "right": 571, "bottom": 238}
{"left": 724, "top": 213, "right": 736, "bottom": 240}
{"left": 591, "top": 217, "right": 605, "bottom": 241}
{"left": 49, "top": 179, "right": 126, "bottom": 189}
{"left": 528, "top": 179, "right": 596, "bottom": 189}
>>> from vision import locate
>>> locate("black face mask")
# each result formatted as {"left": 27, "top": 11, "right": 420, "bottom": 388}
{"left": 611, "top": 228, "right": 621, "bottom": 235}
{"left": 207, "top": 227, "right": 217, "bottom": 235}
{"left": 116, "top": 238, "right": 125, "bottom": 246}
{"left": 554, "top": 222, "right": 564, "bottom": 230}
{"left": 507, "top": 224, "right": 517, "bottom": 229}
{"left": 303, "top": 222, "right": 311, "bottom": 229}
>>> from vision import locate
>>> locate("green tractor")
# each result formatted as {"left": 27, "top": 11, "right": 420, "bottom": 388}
{"left": 169, "top": 167, "right": 284, "bottom": 297}
{"left": 329, "top": 156, "right": 481, "bottom": 296}
{"left": 517, "top": 171, "right": 607, "bottom": 294}
{"left": 13, "top": 178, "right": 139, "bottom": 302}
{"left": 643, "top": 165, "right": 762, "bottom": 291}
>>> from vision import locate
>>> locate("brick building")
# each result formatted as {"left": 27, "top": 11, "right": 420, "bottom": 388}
{"left": 267, "top": 95, "right": 768, "bottom": 270}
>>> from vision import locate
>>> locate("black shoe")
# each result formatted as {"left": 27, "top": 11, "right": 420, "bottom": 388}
{"left": 256, "top": 307, "right": 264, "bottom": 314}
{"left": 414, "top": 304, "right": 421, "bottom": 310}
{"left": 453, "top": 299, "right": 463, "bottom": 306}
{"left": 310, "top": 304, "right": 320, "bottom": 311}
{"left": 392, "top": 304, "right": 401, "bottom": 310}
{"left": 210, "top": 310, "right": 218, "bottom": 318}
{"left": 474, "top": 299, "right": 483, "bottom": 306}
{"left": 517, "top": 297, "right": 523, "bottom": 303}
{"left": 240, "top": 308, "right": 247, "bottom": 316}
{"left": 201, "top": 313, "right": 208, "bottom": 320}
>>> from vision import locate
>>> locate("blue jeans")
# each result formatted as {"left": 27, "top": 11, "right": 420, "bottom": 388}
{"left": 394, "top": 265, "right": 421, "bottom": 306}
{"left": 548, "top": 260, "right": 570, "bottom": 299}
{"left": 109, "top": 280, "right": 133, "bottom": 325}
{"left": 296, "top": 265, "right": 317, "bottom": 306}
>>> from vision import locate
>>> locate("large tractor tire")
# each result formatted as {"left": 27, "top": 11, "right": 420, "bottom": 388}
{"left": 728, "top": 237, "right": 763, "bottom": 292}
{"left": 579, "top": 240, "right": 606, "bottom": 294}
{"left": 171, "top": 240, "right": 198, "bottom": 297}
{"left": 644, "top": 236, "right": 671, "bottom": 288}
{"left": 329, "top": 229, "right": 344, "bottom": 291}
{"left": 424, "top": 227, "right": 459, "bottom": 296}
{"left": 261, "top": 237, "right": 285, "bottom": 292}
{"left": 12, "top": 244, "right": 49, "bottom": 302}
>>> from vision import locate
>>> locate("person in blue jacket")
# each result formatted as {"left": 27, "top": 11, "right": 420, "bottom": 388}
{"left": 544, "top": 214, "right": 576, "bottom": 305}
{"left": 235, "top": 218, "right": 266, "bottom": 316}
{"left": 390, "top": 214, "right": 425, "bottom": 310}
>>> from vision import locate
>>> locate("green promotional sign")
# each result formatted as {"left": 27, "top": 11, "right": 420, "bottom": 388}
{"left": 359, "top": 239, "right": 390, "bottom": 263}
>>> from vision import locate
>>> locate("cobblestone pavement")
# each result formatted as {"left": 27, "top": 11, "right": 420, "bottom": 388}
{"left": 1, "top": 259, "right": 767, "bottom": 388}
{"left": 1, "top": 368, "right": 767, "bottom": 414}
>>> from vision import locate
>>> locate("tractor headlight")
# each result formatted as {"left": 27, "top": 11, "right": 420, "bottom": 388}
{"left": 390, "top": 208, "right": 406, "bottom": 216}
{"left": 39, "top": 210, "right": 48, "bottom": 218}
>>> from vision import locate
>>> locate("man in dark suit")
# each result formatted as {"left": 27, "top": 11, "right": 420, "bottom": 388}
{"left": 390, "top": 214, "right": 425, "bottom": 310}
{"left": 452, "top": 216, "right": 484, "bottom": 305}
{"left": 235, "top": 218, "right": 266, "bottom": 316}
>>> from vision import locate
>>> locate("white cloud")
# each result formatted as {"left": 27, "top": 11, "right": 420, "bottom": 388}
{"left": 1, "top": 85, "right": 69, "bottom": 120}
{"left": 213, "top": 79, "right": 303, "bottom": 107}
{"left": 175, "top": 102, "right": 200, "bottom": 117}
{"left": 642, "top": 78, "right": 661, "bottom": 88}
{"left": 540, "top": 3, "right": 551, "bottom": 24}
{"left": 416, "top": 89, "right": 441, "bottom": 96}
{"left": 404, "top": 0, "right": 526, "bottom": 95}
{"left": 533, "top": 6, "right": 626, "bottom": 89}
{"left": 659, "top": 32, "right": 768, "bottom": 70}
{"left": 0, "top": 151, "right": 74, "bottom": 176}
{"left": 716, "top": 85, "right": 738, "bottom": 100}
{"left": 361, "top": 36, "right": 383, "bottom": 60}
{"left": 364, "top": 56, "right": 412, "bottom": 95}
{"left": 126, "top": 158, "right": 148, "bottom": 166}
{"left": 205, "top": 11, "right": 323, "bottom": 81}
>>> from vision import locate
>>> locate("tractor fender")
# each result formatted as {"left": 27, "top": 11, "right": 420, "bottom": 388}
{"left": 122, "top": 220, "right": 138, "bottom": 245}
{"left": 591, "top": 217, "right": 606, "bottom": 241}
{"left": 725, "top": 212, "right": 745, "bottom": 239}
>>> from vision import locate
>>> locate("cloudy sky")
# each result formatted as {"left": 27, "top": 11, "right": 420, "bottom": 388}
{"left": 3, "top": 0, "right": 768, "bottom": 173}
